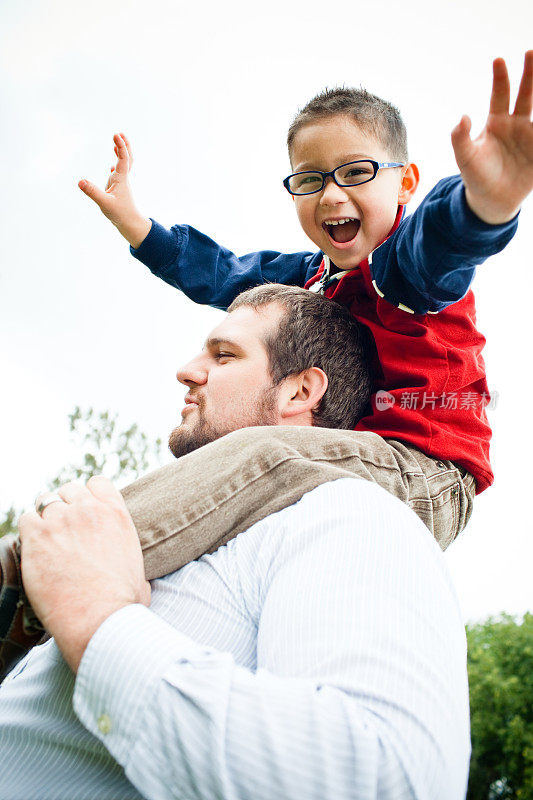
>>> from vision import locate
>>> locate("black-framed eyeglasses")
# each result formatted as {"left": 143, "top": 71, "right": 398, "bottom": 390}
{"left": 283, "top": 159, "right": 405, "bottom": 196}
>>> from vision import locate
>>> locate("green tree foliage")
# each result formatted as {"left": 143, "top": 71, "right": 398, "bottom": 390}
{"left": 467, "top": 614, "right": 533, "bottom": 800}
{"left": 0, "top": 508, "right": 17, "bottom": 539}
{"left": 0, "top": 407, "right": 163, "bottom": 538}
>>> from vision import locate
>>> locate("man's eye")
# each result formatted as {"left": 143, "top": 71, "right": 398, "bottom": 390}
{"left": 216, "top": 352, "right": 234, "bottom": 361}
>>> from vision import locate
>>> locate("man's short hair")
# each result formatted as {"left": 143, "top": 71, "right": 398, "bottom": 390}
{"left": 228, "top": 284, "right": 372, "bottom": 429}
{"left": 287, "top": 87, "right": 408, "bottom": 163}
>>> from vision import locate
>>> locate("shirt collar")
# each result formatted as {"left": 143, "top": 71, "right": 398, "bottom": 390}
{"left": 309, "top": 205, "right": 405, "bottom": 295}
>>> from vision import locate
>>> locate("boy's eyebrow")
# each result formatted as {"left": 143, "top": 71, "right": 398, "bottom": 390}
{"left": 295, "top": 153, "right": 375, "bottom": 169}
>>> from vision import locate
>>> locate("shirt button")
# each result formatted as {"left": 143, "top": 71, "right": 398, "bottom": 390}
{"left": 97, "top": 713, "right": 112, "bottom": 735}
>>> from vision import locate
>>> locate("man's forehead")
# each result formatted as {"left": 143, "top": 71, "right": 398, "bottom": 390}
{"left": 206, "top": 303, "right": 283, "bottom": 347}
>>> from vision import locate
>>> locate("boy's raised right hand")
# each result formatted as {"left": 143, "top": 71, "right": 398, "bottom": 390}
{"left": 451, "top": 51, "right": 533, "bottom": 226}
{"left": 79, "top": 133, "right": 152, "bottom": 249}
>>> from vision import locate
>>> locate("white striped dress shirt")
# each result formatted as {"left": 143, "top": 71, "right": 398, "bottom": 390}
{"left": 0, "top": 479, "right": 470, "bottom": 799}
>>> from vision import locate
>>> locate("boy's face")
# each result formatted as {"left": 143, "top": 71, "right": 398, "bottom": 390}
{"left": 289, "top": 115, "right": 413, "bottom": 269}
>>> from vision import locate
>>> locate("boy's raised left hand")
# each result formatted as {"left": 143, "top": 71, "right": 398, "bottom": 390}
{"left": 451, "top": 50, "right": 533, "bottom": 225}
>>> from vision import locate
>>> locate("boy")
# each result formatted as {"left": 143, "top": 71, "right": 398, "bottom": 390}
{"left": 1, "top": 53, "right": 532, "bottom": 678}
{"left": 77, "top": 52, "right": 531, "bottom": 539}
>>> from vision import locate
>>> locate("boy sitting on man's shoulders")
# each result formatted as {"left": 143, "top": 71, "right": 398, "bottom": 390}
{"left": 77, "top": 52, "right": 532, "bottom": 544}
{"left": 1, "top": 52, "right": 531, "bottom": 681}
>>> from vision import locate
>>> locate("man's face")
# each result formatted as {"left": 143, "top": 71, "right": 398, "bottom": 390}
{"left": 169, "top": 304, "right": 285, "bottom": 457}
{"left": 289, "top": 115, "right": 407, "bottom": 270}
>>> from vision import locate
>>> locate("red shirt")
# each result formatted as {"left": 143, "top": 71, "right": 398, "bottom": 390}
{"left": 306, "top": 260, "right": 492, "bottom": 494}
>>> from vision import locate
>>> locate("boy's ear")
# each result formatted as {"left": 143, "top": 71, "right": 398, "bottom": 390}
{"left": 398, "top": 163, "right": 419, "bottom": 205}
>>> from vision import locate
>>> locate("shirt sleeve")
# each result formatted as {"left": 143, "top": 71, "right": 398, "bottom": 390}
{"left": 130, "top": 220, "right": 321, "bottom": 310}
{"left": 370, "top": 174, "right": 519, "bottom": 313}
{"left": 73, "top": 479, "right": 470, "bottom": 800}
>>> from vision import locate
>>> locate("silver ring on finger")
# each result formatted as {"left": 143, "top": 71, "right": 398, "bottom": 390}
{"left": 35, "top": 494, "right": 65, "bottom": 517}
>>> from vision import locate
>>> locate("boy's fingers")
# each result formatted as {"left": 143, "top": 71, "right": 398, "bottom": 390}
{"left": 513, "top": 50, "right": 533, "bottom": 117}
{"left": 78, "top": 179, "right": 110, "bottom": 209}
{"left": 112, "top": 134, "right": 130, "bottom": 175}
{"left": 451, "top": 115, "right": 472, "bottom": 165}
{"left": 489, "top": 57, "right": 511, "bottom": 115}
{"left": 120, "top": 132, "right": 134, "bottom": 165}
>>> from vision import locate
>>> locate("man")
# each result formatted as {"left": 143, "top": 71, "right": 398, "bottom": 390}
{"left": 1, "top": 282, "right": 472, "bottom": 676}
{"left": 0, "top": 286, "right": 470, "bottom": 799}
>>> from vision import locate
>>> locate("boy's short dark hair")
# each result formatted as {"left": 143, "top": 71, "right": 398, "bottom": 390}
{"left": 287, "top": 87, "right": 408, "bottom": 163}
{"left": 228, "top": 284, "right": 372, "bottom": 430}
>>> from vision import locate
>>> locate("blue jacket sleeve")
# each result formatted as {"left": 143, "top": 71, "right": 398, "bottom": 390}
{"left": 130, "top": 222, "right": 322, "bottom": 311}
{"left": 370, "top": 175, "right": 519, "bottom": 314}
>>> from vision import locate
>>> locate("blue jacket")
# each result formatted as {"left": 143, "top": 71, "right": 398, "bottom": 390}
{"left": 131, "top": 175, "right": 517, "bottom": 315}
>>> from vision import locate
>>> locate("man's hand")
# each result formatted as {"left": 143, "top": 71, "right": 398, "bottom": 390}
{"left": 451, "top": 51, "right": 533, "bottom": 225}
{"left": 18, "top": 477, "right": 151, "bottom": 674}
{"left": 79, "top": 133, "right": 152, "bottom": 248}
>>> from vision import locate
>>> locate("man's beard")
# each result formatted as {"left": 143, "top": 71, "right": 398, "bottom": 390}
{"left": 168, "top": 386, "right": 280, "bottom": 459}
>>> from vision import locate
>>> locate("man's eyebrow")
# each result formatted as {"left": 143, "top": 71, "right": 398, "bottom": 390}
{"left": 203, "top": 336, "right": 244, "bottom": 352}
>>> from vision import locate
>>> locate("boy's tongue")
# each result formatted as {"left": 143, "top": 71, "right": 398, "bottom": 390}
{"left": 327, "top": 220, "right": 359, "bottom": 244}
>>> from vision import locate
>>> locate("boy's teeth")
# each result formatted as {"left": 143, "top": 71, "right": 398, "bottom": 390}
{"left": 324, "top": 217, "right": 360, "bottom": 244}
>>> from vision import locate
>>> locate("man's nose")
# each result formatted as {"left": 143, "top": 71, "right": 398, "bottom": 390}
{"left": 176, "top": 355, "right": 208, "bottom": 387}
{"left": 319, "top": 176, "right": 350, "bottom": 205}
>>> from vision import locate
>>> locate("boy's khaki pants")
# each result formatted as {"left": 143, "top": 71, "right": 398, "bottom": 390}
{"left": 122, "top": 426, "right": 476, "bottom": 581}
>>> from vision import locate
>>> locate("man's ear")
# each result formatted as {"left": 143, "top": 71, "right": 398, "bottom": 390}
{"left": 279, "top": 367, "right": 329, "bottom": 422}
{"left": 398, "top": 163, "right": 419, "bottom": 205}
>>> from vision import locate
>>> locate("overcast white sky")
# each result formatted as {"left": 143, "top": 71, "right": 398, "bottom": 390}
{"left": 1, "top": 0, "right": 531, "bottom": 623}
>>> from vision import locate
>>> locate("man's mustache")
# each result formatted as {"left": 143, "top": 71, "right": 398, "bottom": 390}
{"left": 183, "top": 392, "right": 204, "bottom": 410}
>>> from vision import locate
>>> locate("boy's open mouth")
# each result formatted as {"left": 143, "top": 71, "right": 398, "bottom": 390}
{"left": 323, "top": 218, "right": 360, "bottom": 245}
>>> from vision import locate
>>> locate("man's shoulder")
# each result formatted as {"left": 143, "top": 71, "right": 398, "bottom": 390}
{"left": 232, "top": 477, "right": 446, "bottom": 578}
{"left": 230, "top": 477, "right": 464, "bottom": 670}
{"left": 264, "top": 477, "right": 428, "bottom": 536}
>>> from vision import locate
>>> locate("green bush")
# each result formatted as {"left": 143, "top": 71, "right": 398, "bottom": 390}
{"left": 467, "top": 614, "right": 533, "bottom": 799}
